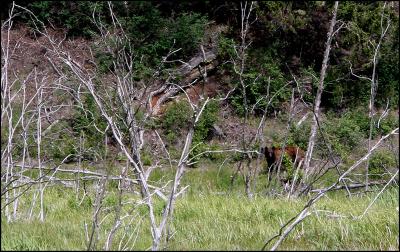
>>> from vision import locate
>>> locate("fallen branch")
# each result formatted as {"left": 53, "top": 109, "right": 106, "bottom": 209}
{"left": 310, "top": 181, "right": 389, "bottom": 193}
{"left": 7, "top": 166, "right": 169, "bottom": 200}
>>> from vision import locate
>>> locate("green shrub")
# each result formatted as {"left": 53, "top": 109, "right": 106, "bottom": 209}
{"left": 122, "top": 7, "right": 208, "bottom": 65}
{"left": 369, "top": 150, "right": 397, "bottom": 179}
{"left": 340, "top": 108, "right": 371, "bottom": 137}
{"left": 282, "top": 153, "right": 294, "bottom": 178}
{"left": 23, "top": 2, "right": 105, "bottom": 38}
{"left": 288, "top": 122, "right": 310, "bottom": 151}
{"left": 161, "top": 100, "right": 193, "bottom": 144}
{"left": 167, "top": 13, "right": 207, "bottom": 57}
{"left": 217, "top": 35, "right": 236, "bottom": 59}
{"left": 141, "top": 151, "right": 152, "bottom": 166}
{"left": 332, "top": 108, "right": 399, "bottom": 140}
{"left": 377, "top": 113, "right": 399, "bottom": 136}
{"left": 189, "top": 100, "right": 220, "bottom": 164}
{"left": 322, "top": 114, "right": 364, "bottom": 158}
{"left": 278, "top": 153, "right": 304, "bottom": 182}
{"left": 193, "top": 100, "right": 219, "bottom": 142}
{"left": 70, "top": 94, "right": 107, "bottom": 161}
{"left": 229, "top": 47, "right": 290, "bottom": 116}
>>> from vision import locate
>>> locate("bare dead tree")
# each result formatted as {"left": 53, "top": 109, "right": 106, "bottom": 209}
{"left": 228, "top": 1, "right": 258, "bottom": 198}
{"left": 1, "top": 4, "right": 52, "bottom": 222}
{"left": 1, "top": 3, "right": 17, "bottom": 222}
{"left": 8, "top": 2, "right": 218, "bottom": 250}
{"left": 349, "top": 2, "right": 392, "bottom": 191}
{"left": 34, "top": 67, "right": 46, "bottom": 222}
{"left": 303, "top": 1, "right": 339, "bottom": 177}
{"left": 87, "top": 176, "right": 107, "bottom": 251}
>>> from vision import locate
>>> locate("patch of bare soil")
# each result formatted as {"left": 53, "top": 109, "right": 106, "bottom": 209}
{"left": 2, "top": 25, "right": 96, "bottom": 122}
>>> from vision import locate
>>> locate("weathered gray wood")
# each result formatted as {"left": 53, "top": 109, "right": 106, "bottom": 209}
{"left": 149, "top": 50, "right": 219, "bottom": 115}
{"left": 310, "top": 181, "right": 388, "bottom": 193}
{"left": 211, "top": 124, "right": 226, "bottom": 139}
{"left": 177, "top": 51, "right": 217, "bottom": 76}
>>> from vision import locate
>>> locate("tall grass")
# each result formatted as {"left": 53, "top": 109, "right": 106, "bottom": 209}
{"left": 1, "top": 165, "right": 399, "bottom": 250}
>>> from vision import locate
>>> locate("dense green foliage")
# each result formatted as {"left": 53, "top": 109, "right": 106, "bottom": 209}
{"left": 193, "top": 100, "right": 220, "bottom": 142}
{"left": 320, "top": 108, "right": 399, "bottom": 159}
{"left": 12, "top": 1, "right": 398, "bottom": 112}
{"left": 1, "top": 1, "right": 396, "bottom": 174}
{"left": 221, "top": 1, "right": 398, "bottom": 114}
{"left": 70, "top": 94, "right": 108, "bottom": 161}
{"left": 323, "top": 113, "right": 365, "bottom": 158}
{"left": 160, "top": 100, "right": 193, "bottom": 144}
{"left": 369, "top": 150, "right": 398, "bottom": 179}
{"left": 160, "top": 99, "right": 220, "bottom": 163}
{"left": 191, "top": 100, "right": 220, "bottom": 163}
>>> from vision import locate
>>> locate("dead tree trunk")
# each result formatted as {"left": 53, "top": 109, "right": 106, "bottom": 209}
{"left": 365, "top": 2, "right": 391, "bottom": 191}
{"left": 148, "top": 51, "right": 217, "bottom": 116}
{"left": 229, "top": 1, "right": 256, "bottom": 199}
{"left": 303, "top": 1, "right": 339, "bottom": 177}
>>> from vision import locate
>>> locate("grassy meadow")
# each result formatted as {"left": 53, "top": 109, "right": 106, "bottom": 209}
{"left": 1, "top": 163, "right": 399, "bottom": 251}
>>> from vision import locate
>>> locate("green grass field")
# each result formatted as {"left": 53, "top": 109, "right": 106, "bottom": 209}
{"left": 1, "top": 164, "right": 399, "bottom": 250}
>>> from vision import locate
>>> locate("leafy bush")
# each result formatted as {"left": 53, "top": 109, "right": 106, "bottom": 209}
{"left": 312, "top": 109, "right": 397, "bottom": 160}
{"left": 121, "top": 6, "right": 208, "bottom": 66}
{"left": 70, "top": 94, "right": 107, "bottom": 161}
{"left": 340, "top": 108, "right": 371, "bottom": 138}
{"left": 322, "top": 114, "right": 364, "bottom": 158}
{"left": 282, "top": 153, "right": 294, "bottom": 178}
{"left": 167, "top": 13, "right": 207, "bottom": 56}
{"left": 369, "top": 150, "right": 397, "bottom": 179}
{"left": 193, "top": 100, "right": 219, "bottom": 142}
{"left": 280, "top": 153, "right": 304, "bottom": 182}
{"left": 190, "top": 100, "right": 220, "bottom": 164}
{"left": 377, "top": 112, "right": 399, "bottom": 136}
{"left": 42, "top": 122, "right": 77, "bottom": 162}
{"left": 161, "top": 100, "right": 193, "bottom": 144}
{"left": 23, "top": 2, "right": 105, "bottom": 38}
{"left": 217, "top": 35, "right": 236, "bottom": 59}
{"left": 335, "top": 108, "right": 399, "bottom": 139}
{"left": 230, "top": 47, "right": 290, "bottom": 116}
{"left": 288, "top": 122, "right": 311, "bottom": 151}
